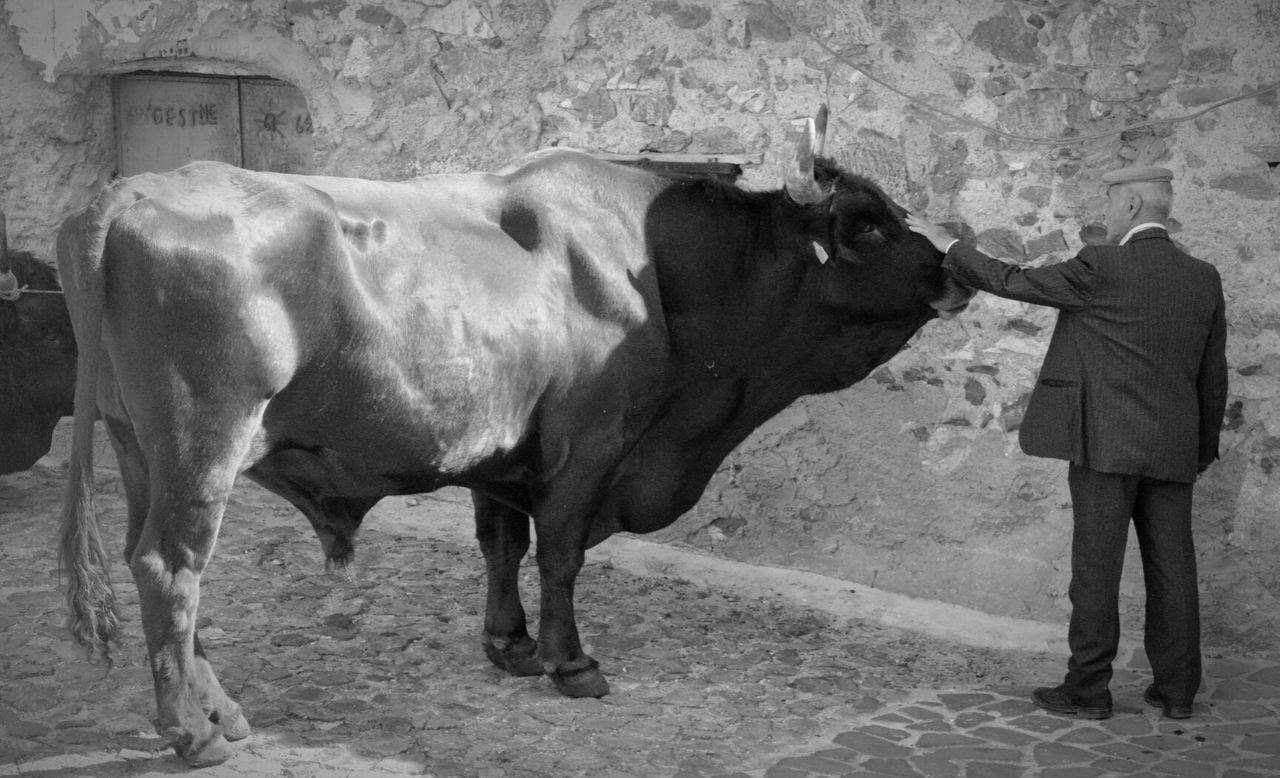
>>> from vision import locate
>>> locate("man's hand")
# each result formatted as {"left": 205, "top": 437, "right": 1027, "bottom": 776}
{"left": 905, "top": 214, "right": 958, "bottom": 253}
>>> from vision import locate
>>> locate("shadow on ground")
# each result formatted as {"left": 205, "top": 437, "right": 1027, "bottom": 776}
{"left": 1, "top": 458, "right": 1061, "bottom": 777}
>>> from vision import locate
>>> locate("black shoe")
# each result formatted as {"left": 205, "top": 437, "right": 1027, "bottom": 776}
{"left": 1032, "top": 685, "right": 1113, "bottom": 719}
{"left": 1144, "top": 685, "right": 1193, "bottom": 719}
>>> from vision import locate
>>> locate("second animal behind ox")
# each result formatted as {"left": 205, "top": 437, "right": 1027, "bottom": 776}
{"left": 56, "top": 108, "right": 973, "bottom": 766}
{"left": 0, "top": 213, "right": 76, "bottom": 474}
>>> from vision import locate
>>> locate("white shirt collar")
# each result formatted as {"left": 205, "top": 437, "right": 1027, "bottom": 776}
{"left": 1118, "top": 222, "right": 1167, "bottom": 245}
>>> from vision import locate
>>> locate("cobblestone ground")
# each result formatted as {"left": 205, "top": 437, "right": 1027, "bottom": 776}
{"left": 757, "top": 656, "right": 1280, "bottom": 778}
{"left": 2, "top": 459, "right": 1277, "bottom": 777}
{"left": 0, "top": 459, "right": 1055, "bottom": 777}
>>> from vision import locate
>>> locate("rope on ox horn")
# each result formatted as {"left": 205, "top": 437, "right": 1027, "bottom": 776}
{"left": 1, "top": 288, "right": 64, "bottom": 296}
{"left": 761, "top": 0, "right": 1280, "bottom": 147}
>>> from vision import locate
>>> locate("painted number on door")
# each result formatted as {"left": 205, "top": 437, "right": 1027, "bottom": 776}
{"left": 240, "top": 78, "right": 314, "bottom": 174}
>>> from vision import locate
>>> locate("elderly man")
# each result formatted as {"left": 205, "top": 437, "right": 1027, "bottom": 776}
{"left": 907, "top": 166, "right": 1229, "bottom": 720}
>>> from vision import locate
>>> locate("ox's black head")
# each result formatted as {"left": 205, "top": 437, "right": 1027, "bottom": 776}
{"left": 783, "top": 107, "right": 972, "bottom": 323}
{"left": 0, "top": 249, "right": 77, "bottom": 474}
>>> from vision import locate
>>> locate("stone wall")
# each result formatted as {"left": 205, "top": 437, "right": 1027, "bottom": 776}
{"left": 3, "top": 0, "right": 1277, "bottom": 650}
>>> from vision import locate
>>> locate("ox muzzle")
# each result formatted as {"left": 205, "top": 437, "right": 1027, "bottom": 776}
{"left": 930, "top": 277, "right": 974, "bottom": 320}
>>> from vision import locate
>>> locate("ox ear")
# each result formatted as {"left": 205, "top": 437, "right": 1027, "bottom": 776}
{"left": 811, "top": 240, "right": 830, "bottom": 264}
{"left": 784, "top": 105, "right": 829, "bottom": 206}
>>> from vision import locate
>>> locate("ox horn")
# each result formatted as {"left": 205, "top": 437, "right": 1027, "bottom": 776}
{"left": 0, "top": 211, "right": 18, "bottom": 302}
{"left": 784, "top": 104, "right": 829, "bottom": 206}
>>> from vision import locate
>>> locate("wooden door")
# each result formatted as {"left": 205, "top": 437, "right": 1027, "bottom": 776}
{"left": 115, "top": 74, "right": 242, "bottom": 176}
{"left": 114, "top": 73, "right": 313, "bottom": 176}
{"left": 239, "top": 78, "right": 314, "bottom": 174}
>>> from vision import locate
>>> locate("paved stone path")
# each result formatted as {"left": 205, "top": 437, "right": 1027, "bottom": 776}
{"left": 733, "top": 652, "right": 1280, "bottom": 778}
{"left": 2, "top": 455, "right": 1276, "bottom": 777}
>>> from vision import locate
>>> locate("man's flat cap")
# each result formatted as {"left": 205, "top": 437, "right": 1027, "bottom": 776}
{"left": 1101, "top": 166, "right": 1174, "bottom": 184}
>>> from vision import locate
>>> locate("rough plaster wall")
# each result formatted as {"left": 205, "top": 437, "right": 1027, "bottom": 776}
{"left": 1, "top": 0, "right": 1277, "bottom": 650}
{"left": 0, "top": 15, "right": 115, "bottom": 254}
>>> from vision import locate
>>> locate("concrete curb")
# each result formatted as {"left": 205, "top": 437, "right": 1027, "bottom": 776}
{"left": 369, "top": 491, "right": 1133, "bottom": 661}
{"left": 44, "top": 420, "right": 1135, "bottom": 662}
{"left": 587, "top": 535, "right": 1073, "bottom": 655}
{"left": 55, "top": 438, "right": 1123, "bottom": 662}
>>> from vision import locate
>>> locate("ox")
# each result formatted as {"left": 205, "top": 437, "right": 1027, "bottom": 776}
{"left": 0, "top": 213, "right": 77, "bottom": 474}
{"left": 58, "top": 108, "right": 971, "bottom": 766}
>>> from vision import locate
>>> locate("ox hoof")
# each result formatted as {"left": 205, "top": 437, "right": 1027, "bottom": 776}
{"left": 217, "top": 709, "right": 251, "bottom": 742}
{"left": 483, "top": 634, "right": 544, "bottom": 677}
{"left": 163, "top": 727, "right": 234, "bottom": 768}
{"left": 548, "top": 657, "right": 610, "bottom": 699}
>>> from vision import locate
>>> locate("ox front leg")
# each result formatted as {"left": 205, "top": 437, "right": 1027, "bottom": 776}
{"left": 533, "top": 514, "right": 609, "bottom": 699}
{"left": 473, "top": 492, "right": 542, "bottom": 677}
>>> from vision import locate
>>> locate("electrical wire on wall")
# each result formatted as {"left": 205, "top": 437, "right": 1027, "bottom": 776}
{"left": 760, "top": 0, "right": 1280, "bottom": 147}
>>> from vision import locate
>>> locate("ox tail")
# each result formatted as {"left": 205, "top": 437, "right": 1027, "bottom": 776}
{"left": 56, "top": 210, "right": 120, "bottom": 666}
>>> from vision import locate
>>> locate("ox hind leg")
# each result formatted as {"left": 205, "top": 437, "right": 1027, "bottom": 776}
{"left": 473, "top": 492, "right": 543, "bottom": 677}
{"left": 127, "top": 411, "right": 263, "bottom": 767}
{"left": 104, "top": 413, "right": 251, "bottom": 748}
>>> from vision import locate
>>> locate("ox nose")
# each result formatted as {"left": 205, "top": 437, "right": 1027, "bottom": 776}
{"left": 929, "top": 277, "right": 974, "bottom": 319}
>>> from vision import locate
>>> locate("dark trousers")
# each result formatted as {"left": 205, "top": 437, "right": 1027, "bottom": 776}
{"left": 1064, "top": 464, "right": 1202, "bottom": 704}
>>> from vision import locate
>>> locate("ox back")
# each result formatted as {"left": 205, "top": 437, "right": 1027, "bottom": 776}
{"left": 56, "top": 114, "right": 970, "bottom": 766}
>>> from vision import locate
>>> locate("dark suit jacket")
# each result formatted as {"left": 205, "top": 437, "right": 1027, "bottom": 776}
{"left": 944, "top": 228, "right": 1228, "bottom": 483}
